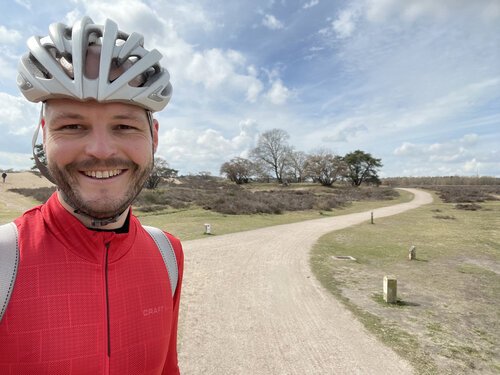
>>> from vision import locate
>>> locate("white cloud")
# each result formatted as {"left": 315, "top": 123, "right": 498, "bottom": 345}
{"left": 332, "top": 9, "right": 358, "bottom": 38}
{"left": 0, "top": 55, "right": 17, "bottom": 83}
{"left": 303, "top": 0, "right": 319, "bottom": 9}
{"left": 186, "top": 49, "right": 239, "bottom": 88}
{"left": 0, "top": 93, "right": 39, "bottom": 136}
{"left": 390, "top": 78, "right": 500, "bottom": 130}
{"left": 463, "top": 158, "right": 480, "bottom": 173}
{"left": 184, "top": 48, "right": 263, "bottom": 102}
{"left": 393, "top": 136, "right": 481, "bottom": 167}
{"left": 394, "top": 142, "right": 419, "bottom": 156}
{"left": 70, "top": 0, "right": 164, "bottom": 36}
{"left": 365, "top": 0, "right": 500, "bottom": 23}
{"left": 387, "top": 148, "right": 500, "bottom": 177}
{"left": 164, "top": 2, "right": 215, "bottom": 31}
{"left": 322, "top": 122, "right": 367, "bottom": 143}
{"left": 266, "top": 79, "right": 291, "bottom": 105}
{"left": 262, "top": 14, "right": 284, "bottom": 30}
{"left": 460, "top": 134, "right": 479, "bottom": 146}
{"left": 158, "top": 119, "right": 259, "bottom": 174}
{"left": 0, "top": 25, "right": 22, "bottom": 44}
{"left": 0, "top": 151, "right": 33, "bottom": 170}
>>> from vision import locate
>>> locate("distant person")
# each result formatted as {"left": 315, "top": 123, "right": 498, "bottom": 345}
{"left": 1, "top": 172, "right": 6, "bottom": 183}
{"left": 0, "top": 16, "right": 184, "bottom": 374}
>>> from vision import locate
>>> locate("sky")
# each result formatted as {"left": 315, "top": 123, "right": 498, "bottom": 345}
{"left": 0, "top": 0, "right": 499, "bottom": 177}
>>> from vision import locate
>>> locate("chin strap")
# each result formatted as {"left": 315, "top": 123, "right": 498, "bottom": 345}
{"left": 32, "top": 105, "right": 56, "bottom": 184}
{"left": 74, "top": 208, "right": 124, "bottom": 228}
{"left": 57, "top": 189, "right": 125, "bottom": 228}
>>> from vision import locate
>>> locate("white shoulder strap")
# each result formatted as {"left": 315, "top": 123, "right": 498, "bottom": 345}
{"left": 142, "top": 225, "right": 179, "bottom": 296}
{"left": 0, "top": 222, "right": 19, "bottom": 322}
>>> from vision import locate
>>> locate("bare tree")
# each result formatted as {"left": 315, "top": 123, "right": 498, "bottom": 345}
{"left": 220, "top": 157, "right": 255, "bottom": 184}
{"left": 250, "top": 129, "right": 291, "bottom": 183}
{"left": 305, "top": 151, "right": 347, "bottom": 187}
{"left": 144, "top": 157, "right": 178, "bottom": 189}
{"left": 287, "top": 150, "right": 308, "bottom": 183}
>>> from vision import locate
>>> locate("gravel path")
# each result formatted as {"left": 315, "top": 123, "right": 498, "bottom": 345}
{"left": 177, "top": 188, "right": 433, "bottom": 374}
{"left": 0, "top": 172, "right": 54, "bottom": 223}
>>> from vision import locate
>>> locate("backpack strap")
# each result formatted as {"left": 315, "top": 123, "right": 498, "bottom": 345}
{"left": 142, "top": 225, "right": 179, "bottom": 296}
{"left": 0, "top": 222, "right": 19, "bottom": 322}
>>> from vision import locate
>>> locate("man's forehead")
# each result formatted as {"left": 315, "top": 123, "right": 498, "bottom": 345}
{"left": 44, "top": 99, "right": 149, "bottom": 121}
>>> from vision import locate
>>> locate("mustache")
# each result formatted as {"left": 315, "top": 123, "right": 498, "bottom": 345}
{"left": 66, "top": 158, "right": 137, "bottom": 170}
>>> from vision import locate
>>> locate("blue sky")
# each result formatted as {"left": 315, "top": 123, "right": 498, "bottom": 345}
{"left": 0, "top": 0, "right": 499, "bottom": 177}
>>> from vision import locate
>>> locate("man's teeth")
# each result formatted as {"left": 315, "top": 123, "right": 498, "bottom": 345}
{"left": 84, "top": 170, "right": 122, "bottom": 179}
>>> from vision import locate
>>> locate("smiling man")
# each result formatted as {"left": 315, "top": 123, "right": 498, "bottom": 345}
{"left": 43, "top": 99, "right": 156, "bottom": 226}
{"left": 0, "top": 17, "right": 184, "bottom": 374}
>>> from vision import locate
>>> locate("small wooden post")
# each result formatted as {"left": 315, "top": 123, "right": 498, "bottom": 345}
{"left": 408, "top": 245, "right": 416, "bottom": 260}
{"left": 383, "top": 275, "right": 397, "bottom": 303}
{"left": 371, "top": 212, "right": 374, "bottom": 224}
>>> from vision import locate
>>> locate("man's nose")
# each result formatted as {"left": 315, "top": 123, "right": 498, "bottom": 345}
{"left": 84, "top": 130, "right": 117, "bottom": 159}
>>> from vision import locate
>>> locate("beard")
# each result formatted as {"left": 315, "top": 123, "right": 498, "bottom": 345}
{"left": 48, "top": 156, "right": 153, "bottom": 220}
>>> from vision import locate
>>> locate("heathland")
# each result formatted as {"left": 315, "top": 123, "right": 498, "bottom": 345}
{"left": 1, "top": 171, "right": 499, "bottom": 374}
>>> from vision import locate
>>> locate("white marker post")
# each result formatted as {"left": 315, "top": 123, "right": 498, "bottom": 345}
{"left": 204, "top": 223, "right": 211, "bottom": 235}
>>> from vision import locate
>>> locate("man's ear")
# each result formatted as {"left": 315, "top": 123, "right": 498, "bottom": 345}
{"left": 152, "top": 118, "right": 159, "bottom": 154}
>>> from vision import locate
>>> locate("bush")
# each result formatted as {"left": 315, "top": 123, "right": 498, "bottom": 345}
{"left": 9, "top": 177, "right": 402, "bottom": 216}
{"left": 9, "top": 187, "right": 56, "bottom": 203}
{"left": 432, "top": 186, "right": 499, "bottom": 203}
{"left": 455, "top": 203, "right": 482, "bottom": 211}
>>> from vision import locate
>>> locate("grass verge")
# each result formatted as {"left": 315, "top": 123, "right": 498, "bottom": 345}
{"left": 136, "top": 189, "right": 413, "bottom": 241}
{"left": 310, "top": 191, "right": 500, "bottom": 374}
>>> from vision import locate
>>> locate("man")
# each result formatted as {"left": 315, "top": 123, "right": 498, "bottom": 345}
{"left": 0, "top": 17, "right": 183, "bottom": 374}
{"left": 1, "top": 172, "right": 6, "bottom": 183}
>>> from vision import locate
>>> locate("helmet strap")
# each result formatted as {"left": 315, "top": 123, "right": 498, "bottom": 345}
{"left": 32, "top": 104, "right": 56, "bottom": 184}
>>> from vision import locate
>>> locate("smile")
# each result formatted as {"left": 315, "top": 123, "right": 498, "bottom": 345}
{"left": 82, "top": 169, "right": 124, "bottom": 179}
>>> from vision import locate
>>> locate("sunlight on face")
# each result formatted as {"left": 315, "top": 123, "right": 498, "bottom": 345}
{"left": 43, "top": 99, "right": 156, "bottom": 219}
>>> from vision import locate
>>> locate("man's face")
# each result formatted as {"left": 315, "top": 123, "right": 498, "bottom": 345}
{"left": 43, "top": 98, "right": 158, "bottom": 219}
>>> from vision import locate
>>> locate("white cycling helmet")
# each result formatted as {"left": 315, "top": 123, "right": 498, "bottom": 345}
{"left": 17, "top": 16, "right": 172, "bottom": 112}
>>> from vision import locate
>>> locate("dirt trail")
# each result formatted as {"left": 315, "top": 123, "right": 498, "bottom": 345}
{"left": 0, "top": 172, "right": 54, "bottom": 221}
{"left": 178, "top": 189, "right": 433, "bottom": 374}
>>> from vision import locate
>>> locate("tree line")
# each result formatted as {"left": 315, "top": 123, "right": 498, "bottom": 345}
{"left": 32, "top": 128, "right": 383, "bottom": 189}
{"left": 220, "top": 128, "right": 383, "bottom": 187}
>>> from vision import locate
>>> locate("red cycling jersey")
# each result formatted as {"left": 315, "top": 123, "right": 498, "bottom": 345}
{"left": 0, "top": 193, "right": 184, "bottom": 374}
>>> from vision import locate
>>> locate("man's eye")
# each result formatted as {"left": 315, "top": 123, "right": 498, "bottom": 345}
{"left": 61, "top": 124, "right": 82, "bottom": 130}
{"left": 116, "top": 124, "right": 136, "bottom": 130}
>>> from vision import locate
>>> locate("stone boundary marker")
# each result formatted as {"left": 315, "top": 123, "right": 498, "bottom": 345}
{"left": 384, "top": 275, "right": 398, "bottom": 303}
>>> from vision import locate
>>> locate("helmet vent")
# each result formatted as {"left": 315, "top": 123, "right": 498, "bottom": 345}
{"left": 27, "top": 53, "right": 51, "bottom": 79}
{"left": 18, "top": 16, "right": 172, "bottom": 112}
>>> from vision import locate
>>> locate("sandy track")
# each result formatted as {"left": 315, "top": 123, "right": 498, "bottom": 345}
{"left": 0, "top": 172, "right": 54, "bottom": 218}
{"left": 178, "top": 189, "right": 433, "bottom": 374}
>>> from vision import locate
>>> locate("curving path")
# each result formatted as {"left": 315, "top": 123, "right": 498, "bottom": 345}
{"left": 177, "top": 189, "right": 433, "bottom": 374}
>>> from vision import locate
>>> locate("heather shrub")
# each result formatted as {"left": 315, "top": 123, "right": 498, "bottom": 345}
{"left": 9, "top": 187, "right": 56, "bottom": 203}
{"left": 433, "top": 186, "right": 499, "bottom": 203}
{"left": 10, "top": 176, "right": 403, "bottom": 216}
{"left": 455, "top": 203, "right": 482, "bottom": 211}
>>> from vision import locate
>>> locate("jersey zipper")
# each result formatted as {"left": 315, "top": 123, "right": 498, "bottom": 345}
{"left": 104, "top": 242, "right": 111, "bottom": 374}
